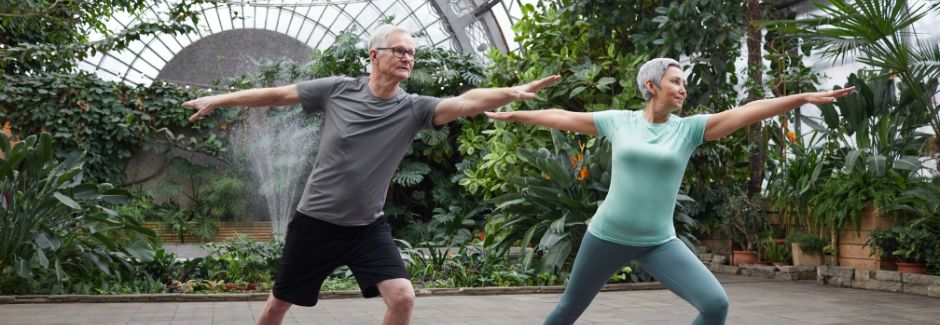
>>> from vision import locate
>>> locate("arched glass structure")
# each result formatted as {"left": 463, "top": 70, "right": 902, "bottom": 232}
{"left": 78, "top": 0, "right": 536, "bottom": 85}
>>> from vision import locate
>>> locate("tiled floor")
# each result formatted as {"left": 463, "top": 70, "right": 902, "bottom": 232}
{"left": 1, "top": 274, "right": 937, "bottom": 324}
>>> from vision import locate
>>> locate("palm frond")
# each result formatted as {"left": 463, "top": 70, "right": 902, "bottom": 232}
{"left": 910, "top": 41, "right": 940, "bottom": 81}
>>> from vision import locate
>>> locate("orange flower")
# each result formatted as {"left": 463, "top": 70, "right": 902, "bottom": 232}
{"left": 569, "top": 153, "right": 582, "bottom": 168}
{"left": 577, "top": 167, "right": 589, "bottom": 180}
{"left": 786, "top": 130, "right": 796, "bottom": 143}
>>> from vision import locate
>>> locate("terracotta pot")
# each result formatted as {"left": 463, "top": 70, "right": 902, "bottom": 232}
{"left": 224, "top": 283, "right": 239, "bottom": 292}
{"left": 896, "top": 262, "right": 927, "bottom": 274}
{"left": 732, "top": 250, "right": 759, "bottom": 266}
{"left": 791, "top": 243, "right": 824, "bottom": 266}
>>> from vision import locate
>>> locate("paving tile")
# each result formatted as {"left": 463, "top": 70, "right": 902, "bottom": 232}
{"left": 3, "top": 275, "right": 940, "bottom": 324}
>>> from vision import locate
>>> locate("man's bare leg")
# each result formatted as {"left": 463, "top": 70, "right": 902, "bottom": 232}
{"left": 256, "top": 293, "right": 293, "bottom": 325}
{"left": 376, "top": 278, "right": 416, "bottom": 325}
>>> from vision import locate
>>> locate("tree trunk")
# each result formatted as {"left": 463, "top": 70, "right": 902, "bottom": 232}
{"left": 746, "top": 0, "right": 766, "bottom": 199}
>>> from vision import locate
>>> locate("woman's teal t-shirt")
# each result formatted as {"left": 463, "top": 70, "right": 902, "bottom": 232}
{"left": 589, "top": 110, "right": 711, "bottom": 246}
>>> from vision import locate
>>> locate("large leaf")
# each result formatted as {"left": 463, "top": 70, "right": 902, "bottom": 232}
{"left": 538, "top": 230, "right": 567, "bottom": 250}
{"left": 124, "top": 242, "right": 155, "bottom": 262}
{"left": 34, "top": 232, "right": 61, "bottom": 250}
{"left": 490, "top": 193, "right": 526, "bottom": 210}
{"left": 800, "top": 115, "right": 827, "bottom": 132}
{"left": 540, "top": 240, "right": 572, "bottom": 273}
{"left": 892, "top": 156, "right": 922, "bottom": 172}
{"left": 817, "top": 103, "right": 840, "bottom": 129}
{"left": 34, "top": 249, "right": 49, "bottom": 269}
{"left": 391, "top": 161, "right": 431, "bottom": 187}
{"left": 53, "top": 192, "right": 81, "bottom": 210}
{"left": 866, "top": 155, "right": 887, "bottom": 177}
{"left": 15, "top": 258, "right": 30, "bottom": 279}
{"left": 844, "top": 149, "right": 863, "bottom": 172}
{"left": 88, "top": 251, "right": 111, "bottom": 275}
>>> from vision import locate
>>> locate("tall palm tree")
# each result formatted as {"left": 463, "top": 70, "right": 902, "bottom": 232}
{"left": 765, "top": 0, "right": 940, "bottom": 157}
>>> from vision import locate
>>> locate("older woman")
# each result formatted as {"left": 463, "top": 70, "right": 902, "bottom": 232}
{"left": 486, "top": 58, "right": 853, "bottom": 325}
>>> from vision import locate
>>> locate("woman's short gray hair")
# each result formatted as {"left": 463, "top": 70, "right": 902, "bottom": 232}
{"left": 636, "top": 58, "right": 682, "bottom": 101}
{"left": 368, "top": 25, "right": 411, "bottom": 50}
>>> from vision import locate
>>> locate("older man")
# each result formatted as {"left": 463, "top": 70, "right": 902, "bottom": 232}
{"left": 184, "top": 25, "right": 558, "bottom": 325}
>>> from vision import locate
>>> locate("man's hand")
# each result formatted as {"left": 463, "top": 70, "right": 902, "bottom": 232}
{"left": 509, "top": 75, "right": 561, "bottom": 100}
{"left": 183, "top": 97, "right": 216, "bottom": 122}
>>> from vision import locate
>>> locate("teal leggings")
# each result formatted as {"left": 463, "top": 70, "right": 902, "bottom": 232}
{"left": 544, "top": 232, "right": 728, "bottom": 325}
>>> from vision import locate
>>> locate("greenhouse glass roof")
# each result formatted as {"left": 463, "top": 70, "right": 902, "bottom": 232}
{"left": 78, "top": 0, "right": 534, "bottom": 86}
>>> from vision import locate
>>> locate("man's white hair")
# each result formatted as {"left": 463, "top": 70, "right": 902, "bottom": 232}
{"left": 636, "top": 58, "right": 682, "bottom": 101}
{"left": 368, "top": 25, "right": 411, "bottom": 50}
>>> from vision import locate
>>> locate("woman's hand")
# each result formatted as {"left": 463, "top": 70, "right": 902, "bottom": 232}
{"left": 484, "top": 111, "right": 517, "bottom": 122}
{"left": 803, "top": 87, "right": 856, "bottom": 105}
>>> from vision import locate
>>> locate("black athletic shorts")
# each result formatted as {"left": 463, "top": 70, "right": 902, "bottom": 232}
{"left": 272, "top": 211, "right": 409, "bottom": 307}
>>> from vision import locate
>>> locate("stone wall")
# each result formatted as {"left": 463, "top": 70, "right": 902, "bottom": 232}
{"left": 817, "top": 266, "right": 940, "bottom": 298}
{"left": 702, "top": 251, "right": 940, "bottom": 299}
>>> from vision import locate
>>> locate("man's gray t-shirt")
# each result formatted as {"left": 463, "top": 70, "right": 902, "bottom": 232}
{"left": 295, "top": 76, "right": 441, "bottom": 226}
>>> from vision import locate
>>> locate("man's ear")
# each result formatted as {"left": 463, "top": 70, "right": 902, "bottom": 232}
{"left": 368, "top": 49, "right": 378, "bottom": 61}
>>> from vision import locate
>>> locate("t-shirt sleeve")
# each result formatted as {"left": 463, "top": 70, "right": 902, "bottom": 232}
{"left": 684, "top": 114, "right": 712, "bottom": 146}
{"left": 296, "top": 77, "right": 339, "bottom": 113}
{"left": 411, "top": 94, "right": 442, "bottom": 129}
{"left": 592, "top": 110, "right": 621, "bottom": 138}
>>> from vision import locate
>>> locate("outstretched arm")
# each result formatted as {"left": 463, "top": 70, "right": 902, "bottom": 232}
{"left": 183, "top": 84, "right": 300, "bottom": 122}
{"left": 485, "top": 109, "right": 597, "bottom": 136}
{"left": 431, "top": 75, "right": 560, "bottom": 126}
{"left": 703, "top": 87, "right": 855, "bottom": 141}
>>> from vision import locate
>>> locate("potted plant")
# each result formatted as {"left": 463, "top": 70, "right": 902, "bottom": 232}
{"left": 786, "top": 232, "right": 827, "bottom": 266}
{"left": 764, "top": 237, "right": 793, "bottom": 267}
{"left": 869, "top": 226, "right": 929, "bottom": 274}
{"left": 723, "top": 194, "right": 771, "bottom": 265}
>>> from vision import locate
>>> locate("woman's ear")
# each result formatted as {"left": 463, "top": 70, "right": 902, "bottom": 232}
{"left": 368, "top": 49, "right": 378, "bottom": 61}
{"left": 645, "top": 80, "right": 658, "bottom": 97}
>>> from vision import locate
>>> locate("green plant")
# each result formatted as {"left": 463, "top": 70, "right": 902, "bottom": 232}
{"left": 785, "top": 233, "right": 828, "bottom": 254}
{"left": 722, "top": 193, "right": 770, "bottom": 255}
{"left": 0, "top": 72, "right": 228, "bottom": 182}
{"left": 487, "top": 130, "right": 611, "bottom": 273}
{"left": 0, "top": 132, "right": 157, "bottom": 294}
{"left": 810, "top": 171, "right": 904, "bottom": 238}
{"left": 608, "top": 265, "right": 639, "bottom": 284}
{"left": 801, "top": 75, "right": 928, "bottom": 238}
{"left": 868, "top": 226, "right": 935, "bottom": 264}
{"left": 0, "top": 0, "right": 219, "bottom": 74}
{"left": 892, "top": 227, "right": 933, "bottom": 264}
{"left": 766, "top": 139, "right": 834, "bottom": 231}
{"left": 201, "top": 235, "right": 282, "bottom": 284}
{"left": 399, "top": 240, "right": 577, "bottom": 289}
{"left": 764, "top": 0, "right": 940, "bottom": 149}
{"left": 399, "top": 202, "right": 485, "bottom": 247}
{"left": 199, "top": 175, "right": 249, "bottom": 221}
{"left": 886, "top": 178, "right": 940, "bottom": 234}
{"left": 763, "top": 237, "right": 792, "bottom": 265}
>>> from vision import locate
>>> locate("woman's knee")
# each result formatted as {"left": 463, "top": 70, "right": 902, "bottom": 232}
{"left": 700, "top": 293, "right": 729, "bottom": 317}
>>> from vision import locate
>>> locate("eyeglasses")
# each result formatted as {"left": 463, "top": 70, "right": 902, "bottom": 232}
{"left": 375, "top": 47, "right": 416, "bottom": 59}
